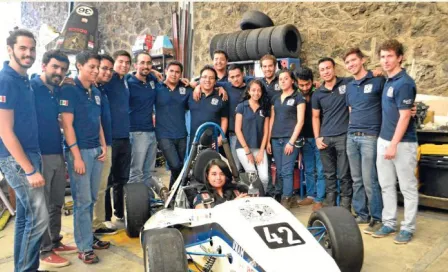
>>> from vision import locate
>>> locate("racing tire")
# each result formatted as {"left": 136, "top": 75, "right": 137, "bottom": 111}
{"left": 235, "top": 30, "right": 251, "bottom": 61}
{"left": 240, "top": 10, "right": 274, "bottom": 30}
{"left": 270, "top": 24, "right": 302, "bottom": 58}
{"left": 307, "top": 207, "right": 364, "bottom": 272}
{"left": 142, "top": 228, "right": 188, "bottom": 272}
{"left": 257, "top": 26, "right": 275, "bottom": 59}
{"left": 245, "top": 28, "right": 263, "bottom": 61}
{"left": 209, "top": 33, "right": 225, "bottom": 60}
{"left": 123, "top": 183, "right": 150, "bottom": 238}
{"left": 226, "top": 31, "right": 241, "bottom": 62}
{"left": 216, "top": 33, "right": 229, "bottom": 52}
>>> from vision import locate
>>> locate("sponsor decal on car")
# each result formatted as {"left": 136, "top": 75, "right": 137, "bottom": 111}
{"left": 239, "top": 202, "right": 276, "bottom": 222}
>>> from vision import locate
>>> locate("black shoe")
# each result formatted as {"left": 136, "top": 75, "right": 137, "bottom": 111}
{"left": 93, "top": 235, "right": 110, "bottom": 250}
{"left": 94, "top": 227, "right": 118, "bottom": 235}
{"left": 274, "top": 194, "right": 282, "bottom": 203}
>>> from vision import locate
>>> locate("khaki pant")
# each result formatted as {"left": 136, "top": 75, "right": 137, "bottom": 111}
{"left": 92, "top": 146, "right": 112, "bottom": 230}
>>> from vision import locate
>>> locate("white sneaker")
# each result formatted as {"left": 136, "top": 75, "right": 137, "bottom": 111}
{"left": 103, "top": 221, "right": 117, "bottom": 230}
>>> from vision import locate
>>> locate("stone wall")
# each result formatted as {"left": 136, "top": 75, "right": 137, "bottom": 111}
{"left": 21, "top": 1, "right": 176, "bottom": 61}
{"left": 194, "top": 2, "right": 448, "bottom": 96}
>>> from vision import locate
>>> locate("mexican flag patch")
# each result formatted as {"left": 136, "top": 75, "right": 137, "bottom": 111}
{"left": 60, "top": 100, "right": 69, "bottom": 106}
{"left": 0, "top": 96, "right": 6, "bottom": 103}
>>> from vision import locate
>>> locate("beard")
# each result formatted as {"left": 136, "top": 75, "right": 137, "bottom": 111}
{"left": 45, "top": 73, "right": 63, "bottom": 86}
{"left": 138, "top": 69, "right": 150, "bottom": 77}
{"left": 12, "top": 51, "right": 35, "bottom": 69}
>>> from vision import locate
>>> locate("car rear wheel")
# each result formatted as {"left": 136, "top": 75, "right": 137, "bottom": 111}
{"left": 307, "top": 207, "right": 364, "bottom": 272}
{"left": 124, "top": 183, "right": 150, "bottom": 238}
{"left": 142, "top": 228, "right": 188, "bottom": 272}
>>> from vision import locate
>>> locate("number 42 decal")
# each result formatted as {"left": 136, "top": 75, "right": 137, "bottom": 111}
{"left": 254, "top": 222, "right": 305, "bottom": 249}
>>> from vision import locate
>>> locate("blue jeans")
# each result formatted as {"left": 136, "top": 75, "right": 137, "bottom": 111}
{"left": 66, "top": 147, "right": 103, "bottom": 252}
{"left": 158, "top": 138, "right": 187, "bottom": 188}
{"left": 129, "top": 131, "right": 161, "bottom": 192}
{"left": 347, "top": 134, "right": 383, "bottom": 221}
{"left": 271, "top": 138, "right": 299, "bottom": 197}
{"left": 302, "top": 138, "right": 326, "bottom": 203}
{"left": 0, "top": 152, "right": 48, "bottom": 272}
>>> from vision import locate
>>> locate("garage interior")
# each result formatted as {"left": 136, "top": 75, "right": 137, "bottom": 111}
{"left": 0, "top": 1, "right": 448, "bottom": 272}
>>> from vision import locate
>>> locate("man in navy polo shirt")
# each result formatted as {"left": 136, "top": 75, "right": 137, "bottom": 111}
{"left": 155, "top": 61, "right": 191, "bottom": 189}
{"left": 127, "top": 51, "right": 165, "bottom": 196}
{"left": 92, "top": 54, "right": 117, "bottom": 235}
{"left": 372, "top": 40, "right": 418, "bottom": 244}
{"left": 312, "top": 57, "right": 353, "bottom": 210}
{"left": 59, "top": 51, "right": 108, "bottom": 263}
{"left": 32, "top": 50, "right": 77, "bottom": 267}
{"left": 343, "top": 47, "right": 385, "bottom": 232}
{"left": 188, "top": 65, "right": 229, "bottom": 146}
{"left": 0, "top": 28, "right": 48, "bottom": 272}
{"left": 259, "top": 54, "right": 281, "bottom": 101}
{"left": 104, "top": 50, "right": 132, "bottom": 222}
{"left": 293, "top": 66, "right": 326, "bottom": 212}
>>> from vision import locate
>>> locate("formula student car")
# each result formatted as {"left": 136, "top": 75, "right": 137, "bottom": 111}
{"left": 123, "top": 122, "right": 364, "bottom": 272}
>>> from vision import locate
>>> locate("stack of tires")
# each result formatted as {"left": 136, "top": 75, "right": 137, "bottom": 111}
{"left": 209, "top": 11, "right": 302, "bottom": 61}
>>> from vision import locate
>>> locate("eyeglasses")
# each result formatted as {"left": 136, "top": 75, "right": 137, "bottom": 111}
{"left": 200, "top": 76, "right": 216, "bottom": 81}
{"left": 100, "top": 67, "right": 114, "bottom": 72}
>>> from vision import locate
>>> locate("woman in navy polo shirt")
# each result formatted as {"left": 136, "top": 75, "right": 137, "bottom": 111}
{"left": 234, "top": 80, "right": 270, "bottom": 191}
{"left": 59, "top": 51, "right": 108, "bottom": 264}
{"left": 267, "top": 69, "right": 305, "bottom": 208}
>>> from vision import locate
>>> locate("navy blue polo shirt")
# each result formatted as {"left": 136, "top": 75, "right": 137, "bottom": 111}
{"left": 0, "top": 62, "right": 40, "bottom": 157}
{"left": 31, "top": 77, "right": 63, "bottom": 155}
{"left": 301, "top": 89, "right": 315, "bottom": 139}
{"left": 260, "top": 76, "right": 281, "bottom": 102}
{"left": 312, "top": 77, "right": 353, "bottom": 137}
{"left": 379, "top": 69, "right": 417, "bottom": 142}
{"left": 235, "top": 100, "right": 268, "bottom": 149}
{"left": 59, "top": 77, "right": 102, "bottom": 149}
{"left": 271, "top": 91, "right": 306, "bottom": 138}
{"left": 127, "top": 73, "right": 157, "bottom": 132}
{"left": 346, "top": 71, "right": 385, "bottom": 136}
{"left": 188, "top": 90, "right": 229, "bottom": 140}
{"left": 221, "top": 82, "right": 246, "bottom": 132}
{"left": 97, "top": 84, "right": 113, "bottom": 146}
{"left": 105, "top": 73, "right": 130, "bottom": 139}
{"left": 155, "top": 82, "right": 191, "bottom": 139}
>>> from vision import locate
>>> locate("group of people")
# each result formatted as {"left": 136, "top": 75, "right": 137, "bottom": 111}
{"left": 0, "top": 27, "right": 418, "bottom": 272}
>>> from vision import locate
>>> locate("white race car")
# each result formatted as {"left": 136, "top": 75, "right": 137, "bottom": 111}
{"left": 123, "top": 123, "right": 364, "bottom": 272}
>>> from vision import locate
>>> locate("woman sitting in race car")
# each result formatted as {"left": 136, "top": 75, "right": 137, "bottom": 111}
{"left": 194, "top": 159, "right": 247, "bottom": 209}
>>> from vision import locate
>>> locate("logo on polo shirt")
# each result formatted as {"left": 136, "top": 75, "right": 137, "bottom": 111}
{"left": 403, "top": 99, "right": 413, "bottom": 105}
{"left": 0, "top": 96, "right": 6, "bottom": 103}
{"left": 274, "top": 83, "right": 280, "bottom": 91}
{"left": 259, "top": 110, "right": 265, "bottom": 117}
{"left": 287, "top": 99, "right": 295, "bottom": 106}
{"left": 211, "top": 98, "right": 219, "bottom": 105}
{"left": 179, "top": 87, "right": 186, "bottom": 95}
{"left": 95, "top": 95, "right": 101, "bottom": 105}
{"left": 150, "top": 81, "right": 155, "bottom": 89}
{"left": 364, "top": 84, "right": 373, "bottom": 93}
{"left": 338, "top": 85, "right": 346, "bottom": 94}
{"left": 387, "top": 87, "right": 394, "bottom": 97}
{"left": 60, "top": 100, "right": 69, "bottom": 106}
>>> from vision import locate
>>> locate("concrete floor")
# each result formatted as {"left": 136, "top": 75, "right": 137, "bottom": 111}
{"left": 1, "top": 167, "right": 448, "bottom": 272}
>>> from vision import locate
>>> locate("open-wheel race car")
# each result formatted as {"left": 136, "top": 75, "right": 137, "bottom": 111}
{"left": 123, "top": 122, "right": 364, "bottom": 272}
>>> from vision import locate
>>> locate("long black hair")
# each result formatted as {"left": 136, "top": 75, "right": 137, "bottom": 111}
{"left": 204, "top": 159, "right": 237, "bottom": 202}
{"left": 241, "top": 79, "right": 270, "bottom": 115}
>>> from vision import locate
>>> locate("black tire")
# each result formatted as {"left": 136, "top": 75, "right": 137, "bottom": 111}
{"left": 142, "top": 228, "right": 188, "bottom": 272}
{"left": 307, "top": 207, "right": 364, "bottom": 272}
{"left": 226, "top": 31, "right": 241, "bottom": 62}
{"left": 209, "top": 33, "right": 225, "bottom": 60}
{"left": 216, "top": 33, "right": 228, "bottom": 52}
{"left": 236, "top": 30, "right": 251, "bottom": 61}
{"left": 240, "top": 10, "right": 274, "bottom": 30}
{"left": 245, "top": 28, "right": 263, "bottom": 61}
{"left": 123, "top": 183, "right": 150, "bottom": 238}
{"left": 257, "top": 26, "right": 275, "bottom": 59}
{"left": 271, "top": 24, "right": 302, "bottom": 58}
